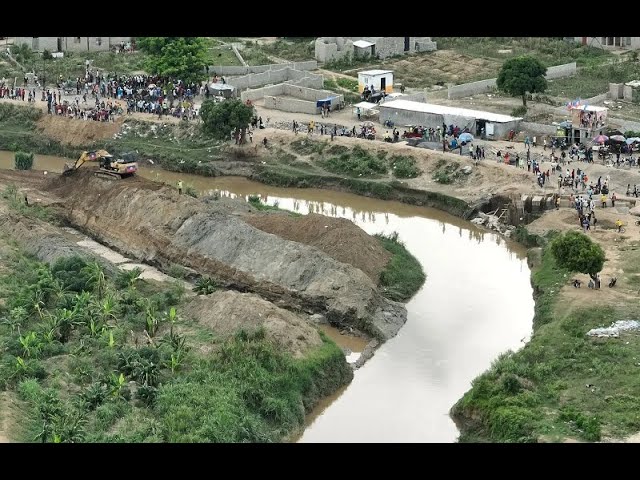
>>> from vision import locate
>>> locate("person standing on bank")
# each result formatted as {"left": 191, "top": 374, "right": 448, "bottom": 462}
{"left": 177, "top": 180, "right": 183, "bottom": 195}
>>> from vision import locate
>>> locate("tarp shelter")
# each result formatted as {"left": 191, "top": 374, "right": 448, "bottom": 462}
{"left": 209, "top": 83, "right": 235, "bottom": 98}
{"left": 316, "top": 96, "right": 338, "bottom": 108}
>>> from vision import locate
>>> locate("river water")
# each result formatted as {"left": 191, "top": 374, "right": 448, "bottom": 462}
{"left": 0, "top": 152, "right": 535, "bottom": 442}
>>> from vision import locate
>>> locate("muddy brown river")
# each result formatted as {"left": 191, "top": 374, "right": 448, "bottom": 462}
{"left": 0, "top": 152, "right": 535, "bottom": 442}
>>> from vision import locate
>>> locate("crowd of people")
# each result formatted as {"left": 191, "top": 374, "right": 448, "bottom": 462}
{"left": 1, "top": 65, "right": 228, "bottom": 123}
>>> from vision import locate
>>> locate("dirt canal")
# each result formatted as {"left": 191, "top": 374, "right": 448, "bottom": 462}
{"left": 0, "top": 151, "right": 535, "bottom": 442}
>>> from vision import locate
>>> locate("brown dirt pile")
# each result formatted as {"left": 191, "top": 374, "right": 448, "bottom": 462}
{"left": 244, "top": 213, "right": 392, "bottom": 282}
{"left": 36, "top": 115, "right": 124, "bottom": 146}
{"left": 182, "top": 290, "right": 323, "bottom": 358}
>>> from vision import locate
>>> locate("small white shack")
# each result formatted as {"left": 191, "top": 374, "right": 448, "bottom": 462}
{"left": 357, "top": 69, "right": 394, "bottom": 94}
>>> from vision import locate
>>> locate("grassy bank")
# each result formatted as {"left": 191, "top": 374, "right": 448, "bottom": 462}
{"left": 252, "top": 166, "right": 470, "bottom": 217}
{"left": 451, "top": 243, "right": 640, "bottom": 442}
{"left": 375, "top": 232, "right": 426, "bottom": 302}
{"left": 0, "top": 244, "right": 351, "bottom": 443}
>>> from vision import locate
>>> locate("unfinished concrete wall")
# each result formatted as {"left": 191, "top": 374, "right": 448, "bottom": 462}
{"left": 243, "top": 83, "right": 343, "bottom": 115}
{"left": 241, "top": 84, "right": 285, "bottom": 103}
{"left": 208, "top": 61, "right": 317, "bottom": 76}
{"left": 624, "top": 85, "right": 634, "bottom": 101}
{"left": 232, "top": 67, "right": 323, "bottom": 91}
{"left": 264, "top": 96, "right": 318, "bottom": 114}
{"left": 448, "top": 79, "right": 497, "bottom": 99}
{"left": 448, "top": 62, "right": 576, "bottom": 99}
{"left": 493, "top": 122, "right": 520, "bottom": 139}
{"left": 610, "top": 83, "right": 624, "bottom": 99}
{"left": 315, "top": 38, "right": 353, "bottom": 62}
{"left": 520, "top": 122, "right": 558, "bottom": 135}
{"left": 585, "top": 92, "right": 610, "bottom": 104}
{"left": 545, "top": 62, "right": 577, "bottom": 80}
{"left": 415, "top": 38, "right": 437, "bottom": 52}
{"left": 15, "top": 37, "right": 58, "bottom": 52}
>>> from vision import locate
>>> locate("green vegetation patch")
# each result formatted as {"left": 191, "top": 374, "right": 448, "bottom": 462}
{"left": 389, "top": 155, "right": 420, "bottom": 179}
{"left": 452, "top": 246, "right": 640, "bottom": 443}
{"left": 433, "top": 159, "right": 464, "bottom": 184}
{"left": 322, "top": 145, "right": 388, "bottom": 178}
{"left": 375, "top": 232, "right": 426, "bottom": 302}
{"left": 0, "top": 244, "right": 350, "bottom": 443}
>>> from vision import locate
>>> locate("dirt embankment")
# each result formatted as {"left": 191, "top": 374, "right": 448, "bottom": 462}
{"left": 0, "top": 190, "right": 329, "bottom": 358}
{"left": 36, "top": 115, "right": 124, "bottom": 147}
{"left": 244, "top": 213, "right": 392, "bottom": 283}
{"left": 31, "top": 171, "right": 406, "bottom": 339}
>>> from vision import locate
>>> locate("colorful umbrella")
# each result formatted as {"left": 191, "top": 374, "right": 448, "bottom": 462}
{"left": 593, "top": 134, "right": 609, "bottom": 143}
{"left": 458, "top": 132, "right": 474, "bottom": 142}
{"left": 610, "top": 135, "right": 626, "bottom": 142}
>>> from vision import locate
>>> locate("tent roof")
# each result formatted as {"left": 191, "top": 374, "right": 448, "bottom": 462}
{"left": 353, "top": 40, "right": 375, "bottom": 48}
{"left": 379, "top": 99, "right": 521, "bottom": 123}
{"left": 570, "top": 105, "right": 607, "bottom": 112}
{"left": 353, "top": 101, "right": 379, "bottom": 110}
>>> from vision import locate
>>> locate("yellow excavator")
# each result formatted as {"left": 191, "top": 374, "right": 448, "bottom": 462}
{"left": 62, "top": 149, "right": 138, "bottom": 180}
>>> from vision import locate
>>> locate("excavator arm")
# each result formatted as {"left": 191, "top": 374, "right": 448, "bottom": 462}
{"left": 63, "top": 150, "right": 113, "bottom": 175}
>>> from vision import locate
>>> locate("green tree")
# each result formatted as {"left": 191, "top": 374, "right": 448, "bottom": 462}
{"left": 496, "top": 56, "right": 547, "bottom": 107}
{"left": 550, "top": 231, "right": 605, "bottom": 282}
{"left": 137, "top": 37, "right": 207, "bottom": 84}
{"left": 200, "top": 99, "right": 255, "bottom": 142}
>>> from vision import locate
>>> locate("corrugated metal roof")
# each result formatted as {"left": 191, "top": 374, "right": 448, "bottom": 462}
{"left": 379, "top": 99, "right": 521, "bottom": 123}
{"left": 358, "top": 69, "right": 393, "bottom": 76}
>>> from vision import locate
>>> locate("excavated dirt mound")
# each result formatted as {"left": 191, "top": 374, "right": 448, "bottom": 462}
{"left": 245, "top": 213, "right": 392, "bottom": 283}
{"left": 36, "top": 115, "right": 124, "bottom": 147}
{"left": 183, "top": 291, "right": 323, "bottom": 358}
{"left": 35, "top": 172, "right": 406, "bottom": 339}
{"left": 43, "top": 169, "right": 162, "bottom": 192}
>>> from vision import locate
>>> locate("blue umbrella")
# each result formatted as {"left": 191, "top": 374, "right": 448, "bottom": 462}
{"left": 626, "top": 137, "right": 640, "bottom": 144}
{"left": 459, "top": 132, "right": 474, "bottom": 142}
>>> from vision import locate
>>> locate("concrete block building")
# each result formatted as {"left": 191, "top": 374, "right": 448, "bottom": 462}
{"left": 378, "top": 99, "right": 522, "bottom": 140}
{"left": 574, "top": 37, "right": 640, "bottom": 50}
{"left": 315, "top": 37, "right": 437, "bottom": 63}
{"left": 14, "top": 37, "right": 132, "bottom": 53}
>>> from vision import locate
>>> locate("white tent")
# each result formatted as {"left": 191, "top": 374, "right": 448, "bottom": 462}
{"left": 352, "top": 101, "right": 379, "bottom": 118}
{"left": 353, "top": 101, "right": 379, "bottom": 110}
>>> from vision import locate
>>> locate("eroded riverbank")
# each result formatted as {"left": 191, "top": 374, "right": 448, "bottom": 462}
{"left": 0, "top": 153, "right": 534, "bottom": 442}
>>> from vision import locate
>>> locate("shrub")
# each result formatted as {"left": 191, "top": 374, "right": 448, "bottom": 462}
{"left": 14, "top": 151, "right": 34, "bottom": 170}
{"left": 390, "top": 155, "right": 420, "bottom": 179}
{"left": 511, "top": 105, "right": 528, "bottom": 117}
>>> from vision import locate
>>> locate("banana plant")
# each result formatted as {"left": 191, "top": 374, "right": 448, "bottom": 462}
{"left": 15, "top": 356, "right": 27, "bottom": 376}
{"left": 31, "top": 290, "right": 46, "bottom": 320}
{"left": 19, "top": 331, "right": 40, "bottom": 358}
{"left": 88, "top": 317, "right": 106, "bottom": 338}
{"left": 41, "top": 313, "right": 59, "bottom": 343}
{"left": 54, "top": 308, "right": 80, "bottom": 343}
{"left": 166, "top": 306, "right": 177, "bottom": 335}
{"left": 108, "top": 372, "right": 126, "bottom": 398}
{"left": 168, "top": 350, "right": 186, "bottom": 373}
{"left": 145, "top": 303, "right": 159, "bottom": 337}
{"left": 82, "top": 261, "right": 107, "bottom": 300}
{"left": 0, "top": 306, "right": 28, "bottom": 333}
